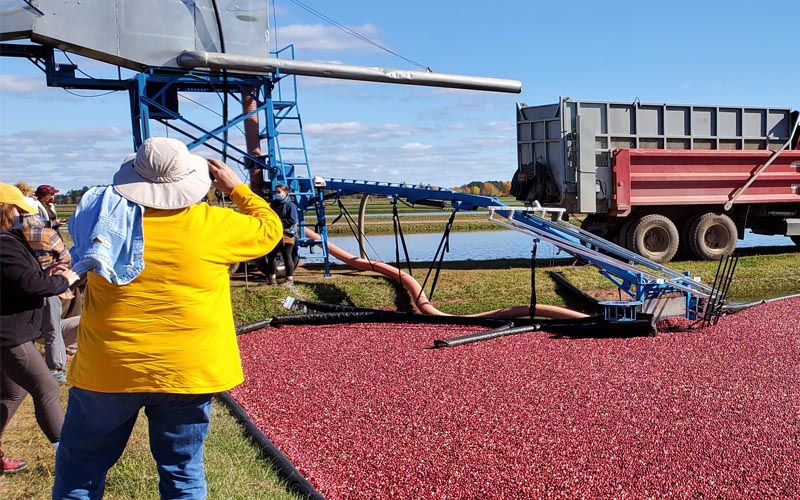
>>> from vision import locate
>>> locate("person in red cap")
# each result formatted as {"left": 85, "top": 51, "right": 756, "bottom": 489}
{"left": 35, "top": 185, "right": 66, "bottom": 236}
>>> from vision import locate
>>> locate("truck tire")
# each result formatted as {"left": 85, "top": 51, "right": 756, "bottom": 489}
{"left": 677, "top": 216, "right": 699, "bottom": 260}
{"left": 615, "top": 218, "right": 635, "bottom": 249}
{"left": 688, "top": 212, "right": 737, "bottom": 260}
{"left": 626, "top": 214, "right": 680, "bottom": 263}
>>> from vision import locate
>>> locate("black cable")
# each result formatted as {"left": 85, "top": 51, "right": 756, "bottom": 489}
{"left": 334, "top": 198, "right": 377, "bottom": 266}
{"left": 416, "top": 211, "right": 456, "bottom": 304}
{"left": 62, "top": 89, "right": 119, "bottom": 98}
{"left": 391, "top": 201, "right": 413, "bottom": 278}
{"left": 286, "top": 0, "right": 430, "bottom": 71}
{"left": 210, "top": 0, "right": 229, "bottom": 163}
{"left": 271, "top": 0, "right": 279, "bottom": 52}
{"left": 268, "top": 309, "right": 508, "bottom": 328}
{"left": 61, "top": 50, "right": 100, "bottom": 80}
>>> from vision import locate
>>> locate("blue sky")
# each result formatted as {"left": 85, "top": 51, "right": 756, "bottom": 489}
{"left": 1, "top": 0, "right": 798, "bottom": 192}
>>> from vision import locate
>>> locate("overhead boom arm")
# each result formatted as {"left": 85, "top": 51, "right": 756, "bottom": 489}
{"left": 177, "top": 51, "right": 522, "bottom": 94}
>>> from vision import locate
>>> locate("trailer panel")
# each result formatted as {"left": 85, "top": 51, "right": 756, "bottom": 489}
{"left": 612, "top": 149, "right": 800, "bottom": 215}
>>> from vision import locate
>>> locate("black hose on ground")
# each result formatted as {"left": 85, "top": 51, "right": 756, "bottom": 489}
{"left": 235, "top": 319, "right": 273, "bottom": 335}
{"left": 548, "top": 271, "right": 602, "bottom": 313}
{"left": 269, "top": 310, "right": 509, "bottom": 329}
{"left": 297, "top": 300, "right": 377, "bottom": 313}
{"left": 432, "top": 324, "right": 541, "bottom": 349}
{"left": 216, "top": 392, "right": 325, "bottom": 500}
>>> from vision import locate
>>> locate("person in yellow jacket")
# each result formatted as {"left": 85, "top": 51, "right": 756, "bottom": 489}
{"left": 53, "top": 138, "right": 282, "bottom": 499}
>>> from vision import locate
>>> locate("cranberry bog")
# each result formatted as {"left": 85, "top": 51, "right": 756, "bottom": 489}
{"left": 231, "top": 297, "right": 800, "bottom": 499}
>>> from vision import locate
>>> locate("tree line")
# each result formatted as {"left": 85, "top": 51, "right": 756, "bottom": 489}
{"left": 452, "top": 181, "right": 512, "bottom": 197}
{"left": 55, "top": 187, "right": 91, "bottom": 205}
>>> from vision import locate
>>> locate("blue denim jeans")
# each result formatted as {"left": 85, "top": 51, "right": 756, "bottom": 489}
{"left": 53, "top": 387, "right": 214, "bottom": 500}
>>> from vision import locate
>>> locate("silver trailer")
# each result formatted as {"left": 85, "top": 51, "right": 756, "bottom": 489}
{"left": 513, "top": 98, "right": 800, "bottom": 262}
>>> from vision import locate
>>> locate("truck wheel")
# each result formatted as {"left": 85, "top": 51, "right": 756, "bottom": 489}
{"left": 688, "top": 212, "right": 737, "bottom": 260}
{"left": 626, "top": 214, "right": 680, "bottom": 263}
{"left": 615, "top": 218, "right": 635, "bottom": 249}
{"left": 677, "top": 216, "right": 699, "bottom": 260}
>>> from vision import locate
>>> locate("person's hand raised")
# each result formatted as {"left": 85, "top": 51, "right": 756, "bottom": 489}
{"left": 208, "top": 159, "right": 244, "bottom": 195}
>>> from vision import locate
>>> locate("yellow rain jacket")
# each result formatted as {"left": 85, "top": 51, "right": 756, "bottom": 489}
{"left": 68, "top": 184, "right": 281, "bottom": 393}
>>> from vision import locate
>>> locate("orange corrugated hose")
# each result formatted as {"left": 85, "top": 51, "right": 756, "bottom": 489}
{"left": 306, "top": 228, "right": 587, "bottom": 320}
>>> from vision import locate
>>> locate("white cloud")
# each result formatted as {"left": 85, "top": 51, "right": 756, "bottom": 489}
{"left": 306, "top": 130, "right": 517, "bottom": 188}
{"left": 447, "top": 121, "right": 515, "bottom": 132}
{"left": 0, "top": 74, "right": 46, "bottom": 94}
{"left": 305, "top": 121, "right": 364, "bottom": 135}
{"left": 485, "top": 121, "right": 515, "bottom": 132}
{"left": 400, "top": 142, "right": 432, "bottom": 150}
{"left": 466, "top": 135, "right": 513, "bottom": 148}
{"left": 296, "top": 75, "right": 370, "bottom": 89}
{"left": 305, "top": 121, "right": 423, "bottom": 140}
{"left": 275, "top": 23, "right": 384, "bottom": 52}
{"left": 0, "top": 127, "right": 133, "bottom": 189}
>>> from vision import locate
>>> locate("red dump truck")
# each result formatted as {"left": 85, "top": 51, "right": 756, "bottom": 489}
{"left": 512, "top": 98, "right": 800, "bottom": 262}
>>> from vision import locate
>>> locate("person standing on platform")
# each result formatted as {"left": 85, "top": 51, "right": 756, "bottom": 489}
{"left": 265, "top": 184, "right": 299, "bottom": 286}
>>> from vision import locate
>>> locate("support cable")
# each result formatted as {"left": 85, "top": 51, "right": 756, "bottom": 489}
{"left": 391, "top": 200, "right": 413, "bottom": 278}
{"left": 334, "top": 197, "right": 378, "bottom": 266}
{"left": 210, "top": 0, "right": 230, "bottom": 162}
{"left": 530, "top": 240, "right": 538, "bottom": 318}
{"left": 285, "top": 0, "right": 431, "bottom": 71}
{"left": 416, "top": 210, "right": 457, "bottom": 303}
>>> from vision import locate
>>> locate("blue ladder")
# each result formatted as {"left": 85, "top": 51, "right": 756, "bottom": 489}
{"left": 267, "top": 46, "right": 331, "bottom": 274}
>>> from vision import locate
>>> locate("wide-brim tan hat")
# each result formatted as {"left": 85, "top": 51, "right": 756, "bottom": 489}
{"left": 113, "top": 137, "right": 211, "bottom": 209}
{"left": 0, "top": 182, "right": 38, "bottom": 214}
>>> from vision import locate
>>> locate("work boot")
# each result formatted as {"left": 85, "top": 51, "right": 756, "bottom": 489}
{"left": 0, "top": 444, "right": 28, "bottom": 474}
{"left": 283, "top": 276, "right": 294, "bottom": 286}
{"left": 267, "top": 274, "right": 277, "bottom": 285}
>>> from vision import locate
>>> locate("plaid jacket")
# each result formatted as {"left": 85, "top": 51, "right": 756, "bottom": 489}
{"left": 21, "top": 227, "right": 70, "bottom": 269}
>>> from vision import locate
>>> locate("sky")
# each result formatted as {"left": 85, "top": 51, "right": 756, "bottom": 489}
{"left": 1, "top": 0, "right": 798, "bottom": 193}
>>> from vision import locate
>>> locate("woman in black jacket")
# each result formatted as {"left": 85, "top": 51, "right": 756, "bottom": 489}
{"left": 0, "top": 183, "right": 79, "bottom": 473}
{"left": 265, "top": 184, "right": 299, "bottom": 285}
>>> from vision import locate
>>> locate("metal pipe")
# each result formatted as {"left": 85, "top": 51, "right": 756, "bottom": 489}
{"left": 177, "top": 51, "right": 522, "bottom": 94}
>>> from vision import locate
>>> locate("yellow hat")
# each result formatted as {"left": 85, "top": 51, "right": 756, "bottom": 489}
{"left": 0, "top": 182, "right": 38, "bottom": 214}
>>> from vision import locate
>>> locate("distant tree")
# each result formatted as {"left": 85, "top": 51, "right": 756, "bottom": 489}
{"left": 457, "top": 180, "right": 513, "bottom": 196}
{"left": 63, "top": 187, "right": 90, "bottom": 204}
{"left": 481, "top": 183, "right": 500, "bottom": 196}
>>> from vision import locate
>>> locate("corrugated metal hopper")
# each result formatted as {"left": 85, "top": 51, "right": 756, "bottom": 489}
{"left": 1, "top": 0, "right": 268, "bottom": 69}
{"left": 1, "top": 0, "right": 520, "bottom": 93}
